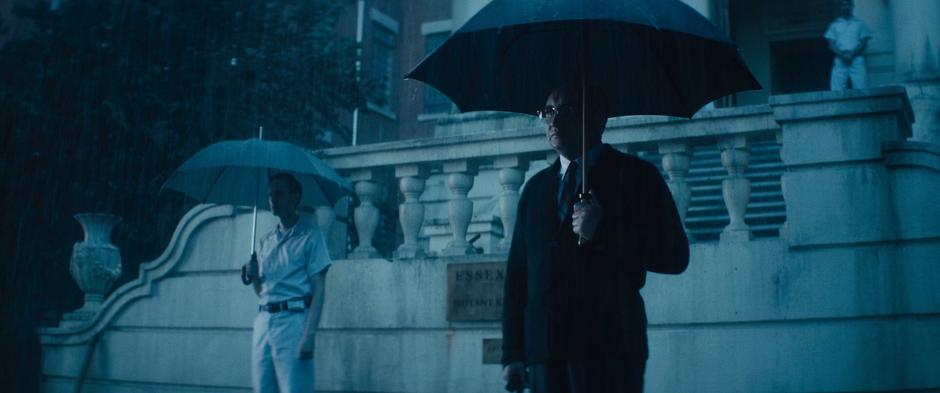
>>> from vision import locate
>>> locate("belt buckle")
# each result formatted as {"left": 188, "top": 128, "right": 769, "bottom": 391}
{"left": 286, "top": 300, "right": 305, "bottom": 311}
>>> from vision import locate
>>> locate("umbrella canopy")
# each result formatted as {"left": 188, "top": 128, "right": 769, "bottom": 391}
{"left": 405, "top": 0, "right": 761, "bottom": 118}
{"left": 162, "top": 138, "right": 351, "bottom": 210}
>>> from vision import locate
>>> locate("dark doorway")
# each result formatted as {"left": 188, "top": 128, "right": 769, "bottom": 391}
{"left": 769, "top": 37, "right": 832, "bottom": 94}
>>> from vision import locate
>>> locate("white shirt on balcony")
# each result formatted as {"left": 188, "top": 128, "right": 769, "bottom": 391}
{"left": 255, "top": 218, "right": 331, "bottom": 305}
{"left": 824, "top": 16, "right": 872, "bottom": 53}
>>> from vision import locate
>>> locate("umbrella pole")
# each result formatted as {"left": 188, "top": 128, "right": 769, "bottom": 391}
{"left": 252, "top": 126, "right": 263, "bottom": 265}
{"left": 578, "top": 21, "right": 589, "bottom": 246}
{"left": 580, "top": 21, "right": 588, "bottom": 195}
{"left": 581, "top": 70, "right": 587, "bottom": 194}
{"left": 251, "top": 207, "right": 257, "bottom": 255}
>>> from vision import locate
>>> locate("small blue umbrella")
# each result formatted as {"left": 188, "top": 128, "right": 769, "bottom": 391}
{"left": 162, "top": 129, "right": 351, "bottom": 254}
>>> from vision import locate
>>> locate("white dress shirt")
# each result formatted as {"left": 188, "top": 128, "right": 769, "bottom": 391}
{"left": 255, "top": 218, "right": 331, "bottom": 305}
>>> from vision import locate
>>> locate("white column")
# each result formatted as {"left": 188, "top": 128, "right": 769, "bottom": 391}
{"left": 719, "top": 136, "right": 753, "bottom": 242}
{"left": 659, "top": 142, "right": 693, "bottom": 239}
{"left": 348, "top": 169, "right": 382, "bottom": 259}
{"left": 394, "top": 164, "right": 428, "bottom": 259}
{"left": 889, "top": 1, "right": 940, "bottom": 83}
{"left": 442, "top": 160, "right": 479, "bottom": 256}
{"left": 889, "top": 0, "right": 940, "bottom": 144}
{"left": 494, "top": 155, "right": 529, "bottom": 251}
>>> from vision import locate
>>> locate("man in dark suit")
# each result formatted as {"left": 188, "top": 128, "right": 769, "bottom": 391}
{"left": 501, "top": 84, "right": 690, "bottom": 393}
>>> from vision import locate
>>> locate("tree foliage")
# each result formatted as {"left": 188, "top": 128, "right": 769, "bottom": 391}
{"left": 0, "top": 1, "right": 367, "bottom": 388}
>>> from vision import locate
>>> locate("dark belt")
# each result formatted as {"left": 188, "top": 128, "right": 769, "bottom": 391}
{"left": 259, "top": 297, "right": 312, "bottom": 313}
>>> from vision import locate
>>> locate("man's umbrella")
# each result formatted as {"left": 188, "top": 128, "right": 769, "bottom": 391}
{"left": 405, "top": 0, "right": 761, "bottom": 194}
{"left": 161, "top": 134, "right": 352, "bottom": 256}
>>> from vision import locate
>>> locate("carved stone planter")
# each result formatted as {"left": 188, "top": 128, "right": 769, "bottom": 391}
{"left": 65, "top": 213, "right": 122, "bottom": 323}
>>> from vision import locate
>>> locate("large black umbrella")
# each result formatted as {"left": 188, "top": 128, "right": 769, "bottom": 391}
{"left": 405, "top": 0, "right": 761, "bottom": 198}
{"left": 406, "top": 0, "right": 760, "bottom": 118}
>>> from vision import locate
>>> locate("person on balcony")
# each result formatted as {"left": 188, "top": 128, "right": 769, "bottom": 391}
{"left": 241, "top": 173, "right": 331, "bottom": 393}
{"left": 826, "top": 0, "right": 873, "bottom": 91}
{"left": 501, "top": 85, "right": 690, "bottom": 393}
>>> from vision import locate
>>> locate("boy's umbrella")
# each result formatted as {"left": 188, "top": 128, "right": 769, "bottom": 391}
{"left": 162, "top": 133, "right": 351, "bottom": 256}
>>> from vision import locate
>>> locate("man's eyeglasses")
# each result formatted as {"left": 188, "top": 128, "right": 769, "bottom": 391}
{"left": 537, "top": 105, "right": 581, "bottom": 123}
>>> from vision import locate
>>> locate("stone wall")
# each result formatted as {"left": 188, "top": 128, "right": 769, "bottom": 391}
{"left": 40, "top": 217, "right": 940, "bottom": 392}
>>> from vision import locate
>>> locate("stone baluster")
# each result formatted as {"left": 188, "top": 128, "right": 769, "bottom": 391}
{"left": 494, "top": 155, "right": 529, "bottom": 251}
{"left": 719, "top": 136, "right": 753, "bottom": 242}
{"left": 442, "top": 160, "right": 479, "bottom": 256}
{"left": 315, "top": 205, "right": 337, "bottom": 258}
{"left": 659, "top": 142, "right": 693, "bottom": 238}
{"left": 348, "top": 169, "right": 382, "bottom": 259}
{"left": 315, "top": 205, "right": 336, "bottom": 235}
{"left": 394, "top": 164, "right": 429, "bottom": 259}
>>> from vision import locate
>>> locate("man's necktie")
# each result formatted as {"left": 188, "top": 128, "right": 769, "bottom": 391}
{"left": 558, "top": 161, "right": 579, "bottom": 221}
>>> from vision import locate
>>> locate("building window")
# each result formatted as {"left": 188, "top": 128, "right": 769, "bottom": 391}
{"left": 423, "top": 31, "right": 454, "bottom": 115}
{"left": 367, "top": 8, "right": 399, "bottom": 118}
{"left": 371, "top": 23, "right": 395, "bottom": 110}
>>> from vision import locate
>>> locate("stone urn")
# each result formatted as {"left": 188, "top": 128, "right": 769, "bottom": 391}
{"left": 67, "top": 213, "right": 122, "bottom": 321}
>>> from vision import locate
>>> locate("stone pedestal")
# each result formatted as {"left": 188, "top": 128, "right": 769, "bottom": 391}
{"left": 770, "top": 87, "right": 913, "bottom": 248}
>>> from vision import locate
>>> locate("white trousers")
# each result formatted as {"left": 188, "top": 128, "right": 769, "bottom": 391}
{"left": 252, "top": 311, "right": 314, "bottom": 393}
{"left": 831, "top": 56, "right": 869, "bottom": 91}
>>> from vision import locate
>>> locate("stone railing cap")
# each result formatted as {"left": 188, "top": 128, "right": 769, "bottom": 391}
{"left": 769, "top": 86, "right": 914, "bottom": 134}
{"left": 767, "top": 86, "right": 908, "bottom": 106}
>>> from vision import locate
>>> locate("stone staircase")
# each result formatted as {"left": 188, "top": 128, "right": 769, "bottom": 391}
{"left": 637, "top": 137, "right": 785, "bottom": 242}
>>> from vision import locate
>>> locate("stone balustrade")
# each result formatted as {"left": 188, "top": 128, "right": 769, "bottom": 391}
{"left": 307, "top": 86, "right": 916, "bottom": 260}
{"left": 314, "top": 99, "right": 798, "bottom": 259}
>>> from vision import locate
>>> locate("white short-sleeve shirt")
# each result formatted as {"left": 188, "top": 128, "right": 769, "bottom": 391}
{"left": 824, "top": 17, "right": 873, "bottom": 53}
{"left": 255, "top": 218, "right": 331, "bottom": 305}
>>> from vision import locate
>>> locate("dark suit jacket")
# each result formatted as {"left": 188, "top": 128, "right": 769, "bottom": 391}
{"left": 501, "top": 144, "right": 689, "bottom": 365}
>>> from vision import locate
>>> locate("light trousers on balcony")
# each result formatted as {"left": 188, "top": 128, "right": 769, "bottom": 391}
{"left": 831, "top": 56, "right": 869, "bottom": 91}
{"left": 252, "top": 311, "right": 315, "bottom": 393}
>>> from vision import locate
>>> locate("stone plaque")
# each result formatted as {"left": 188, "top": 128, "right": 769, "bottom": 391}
{"left": 446, "top": 262, "right": 505, "bottom": 321}
{"left": 482, "top": 338, "right": 503, "bottom": 364}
